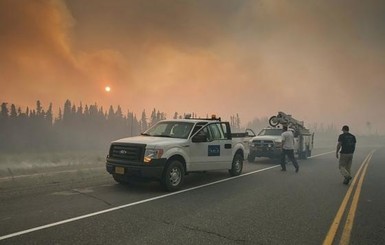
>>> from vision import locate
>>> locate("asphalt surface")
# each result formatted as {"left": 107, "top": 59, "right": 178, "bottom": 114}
{"left": 0, "top": 145, "right": 384, "bottom": 245}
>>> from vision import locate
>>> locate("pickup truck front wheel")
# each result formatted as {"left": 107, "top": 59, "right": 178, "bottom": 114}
{"left": 113, "top": 174, "right": 129, "bottom": 184}
{"left": 161, "top": 160, "right": 185, "bottom": 192}
{"left": 229, "top": 153, "right": 243, "bottom": 176}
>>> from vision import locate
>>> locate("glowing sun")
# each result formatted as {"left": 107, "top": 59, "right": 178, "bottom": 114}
{"left": 105, "top": 86, "right": 111, "bottom": 92}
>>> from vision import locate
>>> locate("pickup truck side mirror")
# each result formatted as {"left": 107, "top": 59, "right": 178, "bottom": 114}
{"left": 192, "top": 134, "right": 207, "bottom": 143}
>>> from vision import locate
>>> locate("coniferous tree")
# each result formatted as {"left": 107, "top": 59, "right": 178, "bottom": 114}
{"left": 156, "top": 110, "right": 165, "bottom": 122}
{"left": 108, "top": 105, "right": 115, "bottom": 121}
{"left": 84, "top": 104, "right": 89, "bottom": 116}
{"left": 141, "top": 110, "right": 147, "bottom": 132}
{"left": 36, "top": 100, "right": 42, "bottom": 116}
{"left": 10, "top": 104, "right": 17, "bottom": 118}
{"left": 71, "top": 105, "right": 76, "bottom": 116}
{"left": 56, "top": 108, "right": 62, "bottom": 124}
{"left": 77, "top": 103, "right": 83, "bottom": 116}
{"left": 150, "top": 108, "right": 157, "bottom": 127}
{"left": 46, "top": 103, "right": 53, "bottom": 124}
{"left": 116, "top": 106, "right": 123, "bottom": 119}
{"left": 0, "top": 103, "right": 8, "bottom": 149}
{"left": 63, "top": 99, "right": 72, "bottom": 124}
{"left": 0, "top": 100, "right": 167, "bottom": 152}
{"left": 1, "top": 102, "right": 8, "bottom": 120}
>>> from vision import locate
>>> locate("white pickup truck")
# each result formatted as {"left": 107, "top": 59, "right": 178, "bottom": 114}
{"left": 248, "top": 127, "right": 313, "bottom": 162}
{"left": 248, "top": 112, "right": 314, "bottom": 162}
{"left": 106, "top": 117, "right": 254, "bottom": 191}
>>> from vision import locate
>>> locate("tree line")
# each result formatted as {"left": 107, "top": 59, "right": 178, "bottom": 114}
{"left": 1, "top": 99, "right": 343, "bottom": 153}
{"left": 0, "top": 100, "right": 244, "bottom": 153}
{"left": 0, "top": 100, "right": 169, "bottom": 152}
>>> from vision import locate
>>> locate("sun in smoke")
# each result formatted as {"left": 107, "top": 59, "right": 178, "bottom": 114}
{"left": 105, "top": 86, "right": 111, "bottom": 92}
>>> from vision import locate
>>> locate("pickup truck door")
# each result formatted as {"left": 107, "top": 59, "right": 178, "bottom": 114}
{"left": 189, "top": 122, "right": 232, "bottom": 171}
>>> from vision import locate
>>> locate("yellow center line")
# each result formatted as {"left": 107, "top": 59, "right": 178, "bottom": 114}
{"left": 339, "top": 151, "right": 373, "bottom": 245}
{"left": 322, "top": 150, "right": 375, "bottom": 245}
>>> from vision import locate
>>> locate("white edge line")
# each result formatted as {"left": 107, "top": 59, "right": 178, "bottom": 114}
{"left": 309, "top": 151, "right": 335, "bottom": 158}
{"left": 0, "top": 151, "right": 334, "bottom": 241}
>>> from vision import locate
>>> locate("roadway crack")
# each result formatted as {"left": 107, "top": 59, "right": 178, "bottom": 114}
{"left": 72, "top": 188, "right": 112, "bottom": 206}
{"left": 161, "top": 219, "right": 247, "bottom": 243}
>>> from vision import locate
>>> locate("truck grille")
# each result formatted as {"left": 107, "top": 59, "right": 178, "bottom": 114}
{"left": 109, "top": 143, "right": 145, "bottom": 163}
{"left": 252, "top": 140, "right": 274, "bottom": 147}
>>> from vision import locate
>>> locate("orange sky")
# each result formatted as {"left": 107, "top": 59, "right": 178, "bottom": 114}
{"left": 1, "top": 0, "right": 384, "bottom": 134}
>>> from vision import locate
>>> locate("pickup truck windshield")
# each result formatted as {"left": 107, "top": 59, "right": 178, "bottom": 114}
{"left": 143, "top": 121, "right": 194, "bottom": 139}
{"left": 258, "top": 128, "right": 283, "bottom": 136}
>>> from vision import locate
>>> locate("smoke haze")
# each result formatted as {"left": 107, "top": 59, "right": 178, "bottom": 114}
{"left": 1, "top": 0, "right": 385, "bottom": 134}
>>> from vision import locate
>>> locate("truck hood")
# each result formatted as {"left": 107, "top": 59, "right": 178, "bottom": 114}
{"left": 113, "top": 136, "right": 187, "bottom": 147}
{"left": 251, "top": 135, "right": 282, "bottom": 142}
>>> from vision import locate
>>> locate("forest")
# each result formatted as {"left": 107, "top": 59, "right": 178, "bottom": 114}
{"left": 0, "top": 100, "right": 244, "bottom": 153}
{"left": 0, "top": 99, "right": 357, "bottom": 154}
{"left": 1, "top": 98, "right": 384, "bottom": 176}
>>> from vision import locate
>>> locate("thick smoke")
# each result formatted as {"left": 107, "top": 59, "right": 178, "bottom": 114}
{"left": 1, "top": 0, "right": 384, "bottom": 133}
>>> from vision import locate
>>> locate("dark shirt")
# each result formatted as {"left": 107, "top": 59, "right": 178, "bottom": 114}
{"left": 338, "top": 132, "right": 356, "bottom": 154}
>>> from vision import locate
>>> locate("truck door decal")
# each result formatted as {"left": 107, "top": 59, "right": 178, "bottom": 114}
{"left": 208, "top": 145, "right": 220, "bottom": 156}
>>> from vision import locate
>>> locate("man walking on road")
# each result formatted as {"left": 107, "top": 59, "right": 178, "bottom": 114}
{"left": 281, "top": 125, "right": 299, "bottom": 172}
{"left": 336, "top": 125, "right": 357, "bottom": 185}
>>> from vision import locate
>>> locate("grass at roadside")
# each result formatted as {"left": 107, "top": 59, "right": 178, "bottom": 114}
{"left": 0, "top": 150, "right": 107, "bottom": 177}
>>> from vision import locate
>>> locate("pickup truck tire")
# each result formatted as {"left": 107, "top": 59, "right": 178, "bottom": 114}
{"left": 161, "top": 160, "right": 185, "bottom": 191}
{"left": 229, "top": 153, "right": 243, "bottom": 176}
{"left": 307, "top": 149, "right": 312, "bottom": 157}
{"left": 298, "top": 151, "right": 306, "bottom": 160}
{"left": 299, "top": 146, "right": 312, "bottom": 159}
{"left": 113, "top": 174, "right": 129, "bottom": 184}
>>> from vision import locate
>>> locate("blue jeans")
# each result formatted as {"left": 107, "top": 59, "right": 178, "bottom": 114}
{"left": 281, "top": 149, "right": 299, "bottom": 170}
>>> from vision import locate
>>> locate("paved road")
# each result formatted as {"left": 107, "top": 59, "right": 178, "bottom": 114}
{"left": 0, "top": 146, "right": 384, "bottom": 244}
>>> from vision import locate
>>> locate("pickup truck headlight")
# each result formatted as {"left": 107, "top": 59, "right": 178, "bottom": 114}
{"left": 144, "top": 149, "right": 164, "bottom": 163}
